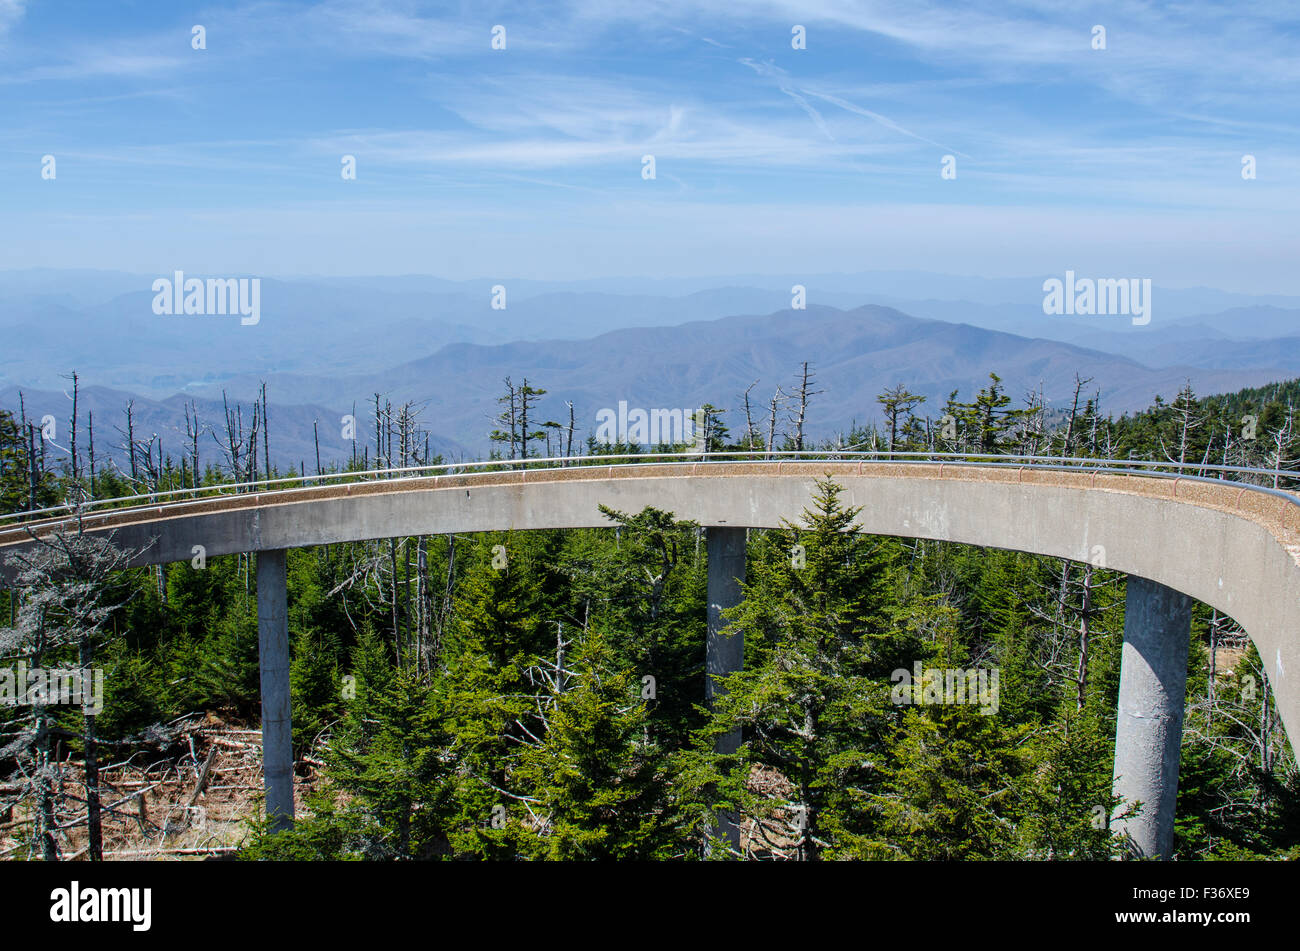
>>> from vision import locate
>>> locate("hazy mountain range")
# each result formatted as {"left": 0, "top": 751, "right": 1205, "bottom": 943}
{"left": 2, "top": 269, "right": 1298, "bottom": 470}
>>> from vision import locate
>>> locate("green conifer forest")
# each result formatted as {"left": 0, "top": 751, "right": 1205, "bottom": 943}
{"left": 2, "top": 374, "right": 1297, "bottom": 861}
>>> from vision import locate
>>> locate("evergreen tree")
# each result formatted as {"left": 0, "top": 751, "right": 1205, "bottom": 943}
{"left": 441, "top": 537, "right": 546, "bottom": 858}
{"left": 870, "top": 699, "right": 1029, "bottom": 859}
{"left": 515, "top": 627, "right": 676, "bottom": 858}
{"left": 690, "top": 478, "right": 907, "bottom": 859}
{"left": 966, "top": 372, "right": 1023, "bottom": 454}
{"left": 876, "top": 385, "right": 926, "bottom": 454}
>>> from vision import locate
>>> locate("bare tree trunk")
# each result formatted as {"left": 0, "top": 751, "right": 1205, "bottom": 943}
{"left": 126, "top": 400, "right": 138, "bottom": 482}
{"left": 791, "top": 362, "right": 822, "bottom": 452}
{"left": 374, "top": 393, "right": 383, "bottom": 475}
{"left": 1076, "top": 562, "right": 1092, "bottom": 711}
{"left": 742, "top": 381, "right": 758, "bottom": 449}
{"left": 384, "top": 400, "right": 393, "bottom": 471}
{"left": 390, "top": 537, "right": 401, "bottom": 663}
{"left": 27, "top": 422, "right": 38, "bottom": 511}
{"left": 766, "top": 387, "right": 783, "bottom": 460}
{"left": 1261, "top": 674, "right": 1272, "bottom": 772}
{"left": 244, "top": 403, "right": 259, "bottom": 484}
{"left": 19, "top": 393, "right": 35, "bottom": 509}
{"left": 1207, "top": 609, "right": 1219, "bottom": 720}
{"left": 68, "top": 371, "right": 79, "bottom": 486}
{"left": 261, "top": 381, "right": 270, "bottom": 479}
{"left": 1057, "top": 560, "right": 1070, "bottom": 622}
{"left": 1270, "top": 402, "right": 1293, "bottom": 489}
{"left": 555, "top": 622, "right": 568, "bottom": 695}
{"left": 496, "top": 378, "right": 519, "bottom": 460}
{"left": 1061, "top": 374, "right": 1088, "bottom": 458}
{"left": 566, "top": 400, "right": 576, "bottom": 461}
{"left": 38, "top": 731, "right": 59, "bottom": 861}
{"left": 87, "top": 410, "right": 96, "bottom": 498}
{"left": 519, "top": 379, "right": 530, "bottom": 461}
{"left": 31, "top": 627, "right": 60, "bottom": 861}
{"left": 80, "top": 635, "right": 102, "bottom": 861}
{"left": 190, "top": 401, "right": 201, "bottom": 488}
{"left": 797, "top": 705, "right": 818, "bottom": 862}
{"left": 219, "top": 392, "right": 241, "bottom": 488}
{"left": 403, "top": 536, "right": 412, "bottom": 655}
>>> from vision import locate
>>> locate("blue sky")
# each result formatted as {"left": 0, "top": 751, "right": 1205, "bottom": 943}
{"left": 1, "top": 0, "right": 1297, "bottom": 291}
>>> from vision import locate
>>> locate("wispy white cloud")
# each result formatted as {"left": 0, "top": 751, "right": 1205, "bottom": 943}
{"left": 3, "top": 53, "right": 185, "bottom": 84}
{"left": 666, "top": 26, "right": 730, "bottom": 50}
{"left": 740, "top": 59, "right": 836, "bottom": 142}
{"left": 3, "top": 0, "right": 1295, "bottom": 285}
{"left": 0, "top": 0, "right": 24, "bottom": 39}
{"left": 740, "top": 58, "right": 968, "bottom": 155}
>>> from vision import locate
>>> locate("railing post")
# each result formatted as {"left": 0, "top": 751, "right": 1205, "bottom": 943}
{"left": 257, "top": 548, "right": 294, "bottom": 832}
{"left": 1111, "top": 575, "right": 1191, "bottom": 859}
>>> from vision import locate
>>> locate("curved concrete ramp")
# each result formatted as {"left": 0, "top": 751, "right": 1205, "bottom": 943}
{"left": 3, "top": 461, "right": 1298, "bottom": 754}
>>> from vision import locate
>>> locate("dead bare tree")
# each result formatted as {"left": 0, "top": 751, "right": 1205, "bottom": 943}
{"left": 243, "top": 399, "right": 260, "bottom": 484}
{"left": 214, "top": 391, "right": 242, "bottom": 488}
{"left": 1268, "top": 401, "right": 1295, "bottom": 489}
{"left": 260, "top": 382, "right": 270, "bottom": 479}
{"left": 1018, "top": 382, "right": 1047, "bottom": 457}
{"left": 86, "top": 411, "right": 96, "bottom": 499}
{"left": 740, "top": 381, "right": 760, "bottom": 450}
{"left": 17, "top": 392, "right": 40, "bottom": 511}
{"left": 566, "top": 400, "right": 576, "bottom": 461}
{"left": 27, "top": 420, "right": 39, "bottom": 511}
{"left": 122, "top": 401, "right": 139, "bottom": 483}
{"left": 64, "top": 372, "right": 79, "bottom": 487}
{"left": 789, "top": 363, "right": 823, "bottom": 452}
{"left": 183, "top": 401, "right": 202, "bottom": 489}
{"left": 2, "top": 525, "right": 150, "bottom": 861}
{"left": 766, "top": 386, "right": 786, "bottom": 460}
{"left": 1159, "top": 381, "right": 1206, "bottom": 467}
{"left": 1058, "top": 374, "right": 1093, "bottom": 459}
{"left": 1028, "top": 559, "right": 1122, "bottom": 708}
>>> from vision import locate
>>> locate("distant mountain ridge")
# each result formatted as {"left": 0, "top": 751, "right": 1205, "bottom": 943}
{"left": 5, "top": 267, "right": 1300, "bottom": 468}
{"left": 4, "top": 268, "right": 1299, "bottom": 398}
{"left": 4, "top": 303, "right": 1280, "bottom": 469}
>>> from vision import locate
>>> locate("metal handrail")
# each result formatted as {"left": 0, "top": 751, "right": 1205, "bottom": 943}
{"left": 2, "top": 451, "right": 1297, "bottom": 541}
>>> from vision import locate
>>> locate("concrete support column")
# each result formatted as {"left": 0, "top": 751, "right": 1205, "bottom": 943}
{"left": 706, "top": 527, "right": 746, "bottom": 849}
{"left": 1111, "top": 575, "right": 1191, "bottom": 860}
{"left": 257, "top": 549, "right": 294, "bottom": 832}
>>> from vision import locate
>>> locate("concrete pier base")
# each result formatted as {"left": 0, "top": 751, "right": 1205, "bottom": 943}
{"left": 1111, "top": 575, "right": 1191, "bottom": 860}
{"left": 257, "top": 549, "right": 294, "bottom": 832}
{"left": 706, "top": 527, "right": 746, "bottom": 850}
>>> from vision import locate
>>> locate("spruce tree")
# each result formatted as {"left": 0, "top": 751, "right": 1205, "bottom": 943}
{"left": 441, "top": 536, "right": 545, "bottom": 858}
{"left": 688, "top": 477, "right": 906, "bottom": 859}
{"left": 515, "top": 626, "right": 674, "bottom": 858}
